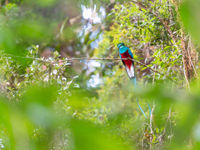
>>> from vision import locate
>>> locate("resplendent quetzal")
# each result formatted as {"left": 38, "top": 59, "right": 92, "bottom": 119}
{"left": 117, "top": 43, "right": 151, "bottom": 118}
{"left": 117, "top": 43, "right": 136, "bottom": 85}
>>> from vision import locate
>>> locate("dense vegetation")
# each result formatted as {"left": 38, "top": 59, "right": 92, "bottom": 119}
{"left": 0, "top": 0, "right": 200, "bottom": 149}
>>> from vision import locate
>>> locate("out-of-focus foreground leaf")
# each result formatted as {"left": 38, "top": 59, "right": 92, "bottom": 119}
{"left": 179, "top": 0, "right": 200, "bottom": 42}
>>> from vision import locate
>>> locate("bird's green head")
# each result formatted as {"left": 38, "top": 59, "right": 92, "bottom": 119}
{"left": 117, "top": 43, "right": 125, "bottom": 49}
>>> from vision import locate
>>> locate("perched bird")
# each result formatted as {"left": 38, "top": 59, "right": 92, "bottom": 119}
{"left": 117, "top": 43, "right": 136, "bottom": 85}
{"left": 118, "top": 43, "right": 151, "bottom": 118}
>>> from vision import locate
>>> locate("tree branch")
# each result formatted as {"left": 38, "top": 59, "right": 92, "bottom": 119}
{"left": 6, "top": 54, "right": 164, "bottom": 75}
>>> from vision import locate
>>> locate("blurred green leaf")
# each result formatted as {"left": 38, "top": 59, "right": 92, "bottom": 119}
{"left": 179, "top": 0, "right": 200, "bottom": 41}
{"left": 70, "top": 119, "right": 132, "bottom": 150}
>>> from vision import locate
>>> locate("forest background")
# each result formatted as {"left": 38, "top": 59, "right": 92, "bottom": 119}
{"left": 0, "top": 0, "right": 200, "bottom": 149}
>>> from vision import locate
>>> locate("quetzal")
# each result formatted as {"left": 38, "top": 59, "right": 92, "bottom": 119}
{"left": 117, "top": 43, "right": 150, "bottom": 118}
{"left": 117, "top": 43, "right": 136, "bottom": 85}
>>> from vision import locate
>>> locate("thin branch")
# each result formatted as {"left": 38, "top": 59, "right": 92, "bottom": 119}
{"left": 5, "top": 54, "right": 164, "bottom": 75}
{"left": 149, "top": 104, "right": 155, "bottom": 150}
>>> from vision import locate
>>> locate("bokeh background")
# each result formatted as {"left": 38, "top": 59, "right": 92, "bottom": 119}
{"left": 0, "top": 0, "right": 200, "bottom": 149}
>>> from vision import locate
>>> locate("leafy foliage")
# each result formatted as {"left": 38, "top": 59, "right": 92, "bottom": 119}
{"left": 0, "top": 0, "right": 200, "bottom": 150}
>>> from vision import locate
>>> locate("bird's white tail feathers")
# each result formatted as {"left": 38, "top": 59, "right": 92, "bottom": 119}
{"left": 125, "top": 65, "right": 135, "bottom": 78}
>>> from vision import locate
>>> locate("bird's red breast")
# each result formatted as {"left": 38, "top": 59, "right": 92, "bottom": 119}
{"left": 120, "top": 51, "right": 134, "bottom": 69}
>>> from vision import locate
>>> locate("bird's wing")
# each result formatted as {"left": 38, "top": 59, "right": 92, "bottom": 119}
{"left": 127, "top": 48, "right": 133, "bottom": 58}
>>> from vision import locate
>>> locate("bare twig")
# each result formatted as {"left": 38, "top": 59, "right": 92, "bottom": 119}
{"left": 5, "top": 54, "right": 164, "bottom": 75}
{"left": 149, "top": 104, "right": 155, "bottom": 150}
